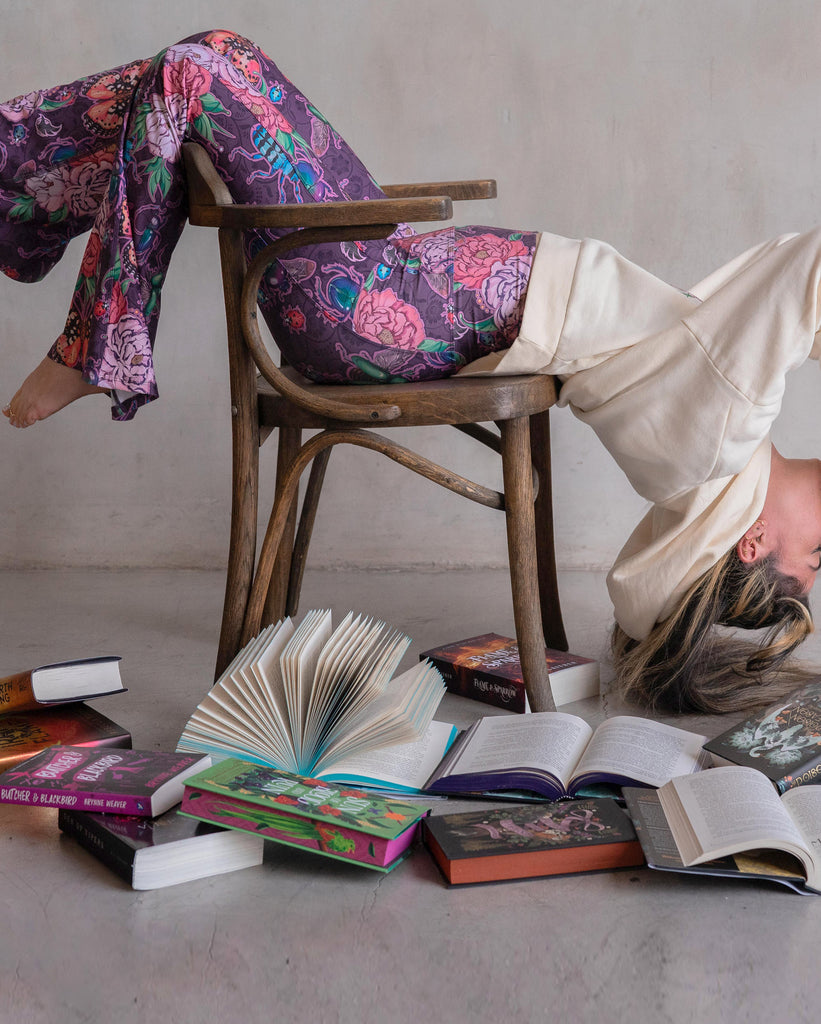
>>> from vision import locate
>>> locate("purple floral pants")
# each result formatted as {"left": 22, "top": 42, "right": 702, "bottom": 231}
{"left": 0, "top": 30, "right": 537, "bottom": 419}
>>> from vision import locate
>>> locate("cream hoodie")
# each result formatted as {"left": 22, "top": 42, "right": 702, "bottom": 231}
{"left": 459, "top": 228, "right": 821, "bottom": 639}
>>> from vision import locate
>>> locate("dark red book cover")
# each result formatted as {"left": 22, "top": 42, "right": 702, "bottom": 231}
{"left": 0, "top": 704, "right": 131, "bottom": 771}
{"left": 420, "top": 633, "right": 598, "bottom": 712}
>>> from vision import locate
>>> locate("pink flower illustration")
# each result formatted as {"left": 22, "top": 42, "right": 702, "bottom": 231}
{"left": 481, "top": 254, "right": 533, "bottom": 329}
{"left": 144, "top": 94, "right": 184, "bottom": 161}
{"left": 352, "top": 288, "right": 426, "bottom": 350}
{"left": 162, "top": 59, "right": 212, "bottom": 122}
{"left": 453, "top": 234, "right": 529, "bottom": 290}
{"left": 101, "top": 313, "right": 153, "bottom": 389}
{"left": 0, "top": 90, "right": 41, "bottom": 123}
{"left": 397, "top": 229, "right": 453, "bottom": 274}
{"left": 25, "top": 152, "right": 114, "bottom": 216}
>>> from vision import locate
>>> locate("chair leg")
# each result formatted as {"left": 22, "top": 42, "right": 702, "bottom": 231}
{"left": 529, "top": 409, "right": 568, "bottom": 651}
{"left": 285, "top": 446, "right": 332, "bottom": 616}
{"left": 215, "top": 407, "right": 260, "bottom": 679}
{"left": 499, "top": 416, "right": 557, "bottom": 713}
{"left": 261, "top": 427, "right": 302, "bottom": 626}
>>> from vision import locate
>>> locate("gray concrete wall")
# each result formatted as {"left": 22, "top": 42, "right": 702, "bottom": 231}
{"left": 1, "top": 0, "right": 819, "bottom": 570}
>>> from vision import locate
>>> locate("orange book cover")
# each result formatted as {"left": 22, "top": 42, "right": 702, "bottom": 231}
{"left": 0, "top": 704, "right": 131, "bottom": 771}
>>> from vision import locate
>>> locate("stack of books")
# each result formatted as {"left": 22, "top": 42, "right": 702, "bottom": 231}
{"left": 0, "top": 656, "right": 131, "bottom": 771}
{"left": 1, "top": 744, "right": 265, "bottom": 889}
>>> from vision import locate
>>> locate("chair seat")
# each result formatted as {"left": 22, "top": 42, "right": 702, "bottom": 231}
{"left": 258, "top": 368, "right": 559, "bottom": 429}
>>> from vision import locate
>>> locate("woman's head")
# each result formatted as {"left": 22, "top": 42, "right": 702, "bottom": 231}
{"left": 737, "top": 448, "right": 821, "bottom": 595}
{"left": 612, "top": 547, "right": 813, "bottom": 714}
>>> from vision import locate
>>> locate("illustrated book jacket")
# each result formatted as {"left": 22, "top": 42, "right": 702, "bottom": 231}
{"left": 704, "top": 679, "right": 821, "bottom": 792}
{"left": 422, "top": 798, "right": 643, "bottom": 885}
{"left": 180, "top": 759, "right": 433, "bottom": 873}
{"left": 0, "top": 746, "right": 211, "bottom": 815}
{"left": 420, "top": 633, "right": 599, "bottom": 712}
{"left": 0, "top": 704, "right": 131, "bottom": 771}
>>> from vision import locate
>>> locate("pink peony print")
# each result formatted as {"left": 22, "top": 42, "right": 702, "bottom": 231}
{"left": 396, "top": 229, "right": 453, "bottom": 274}
{"left": 25, "top": 152, "right": 114, "bottom": 216}
{"left": 101, "top": 312, "right": 154, "bottom": 389}
{"left": 144, "top": 94, "right": 184, "bottom": 161}
{"left": 453, "top": 234, "right": 529, "bottom": 290}
{"left": 162, "top": 58, "right": 212, "bottom": 123}
{"left": 0, "top": 90, "right": 41, "bottom": 123}
{"left": 352, "top": 288, "right": 426, "bottom": 350}
{"left": 480, "top": 253, "right": 533, "bottom": 329}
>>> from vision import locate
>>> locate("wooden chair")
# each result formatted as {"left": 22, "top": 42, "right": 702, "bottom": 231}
{"left": 183, "top": 142, "right": 568, "bottom": 713}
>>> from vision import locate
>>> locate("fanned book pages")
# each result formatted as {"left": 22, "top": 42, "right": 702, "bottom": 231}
{"left": 177, "top": 610, "right": 448, "bottom": 779}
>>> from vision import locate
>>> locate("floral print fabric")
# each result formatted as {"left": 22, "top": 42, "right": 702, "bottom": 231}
{"left": 0, "top": 30, "right": 537, "bottom": 418}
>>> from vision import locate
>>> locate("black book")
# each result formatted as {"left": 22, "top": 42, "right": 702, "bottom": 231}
{"left": 704, "top": 679, "right": 821, "bottom": 793}
{"left": 58, "top": 806, "right": 265, "bottom": 889}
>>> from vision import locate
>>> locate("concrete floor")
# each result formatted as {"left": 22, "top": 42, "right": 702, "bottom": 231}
{"left": 1, "top": 566, "right": 819, "bottom": 1024}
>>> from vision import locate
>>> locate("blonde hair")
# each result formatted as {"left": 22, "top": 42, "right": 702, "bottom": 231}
{"left": 612, "top": 549, "right": 814, "bottom": 714}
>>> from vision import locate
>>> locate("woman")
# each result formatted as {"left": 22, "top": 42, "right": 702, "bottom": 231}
{"left": 1, "top": 30, "right": 817, "bottom": 713}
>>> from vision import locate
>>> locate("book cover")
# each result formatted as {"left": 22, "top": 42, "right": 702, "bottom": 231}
{"left": 623, "top": 786, "right": 818, "bottom": 896}
{"left": 58, "top": 806, "right": 265, "bottom": 890}
{"left": 703, "top": 680, "right": 821, "bottom": 793}
{"left": 420, "top": 633, "right": 599, "bottom": 712}
{"left": 0, "top": 746, "right": 211, "bottom": 816}
{"left": 0, "top": 656, "right": 125, "bottom": 715}
{"left": 0, "top": 704, "right": 132, "bottom": 772}
{"left": 422, "top": 799, "right": 643, "bottom": 885}
{"left": 180, "top": 759, "right": 433, "bottom": 872}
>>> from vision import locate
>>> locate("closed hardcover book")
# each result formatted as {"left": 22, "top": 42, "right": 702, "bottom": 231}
{"left": 422, "top": 799, "right": 643, "bottom": 885}
{"left": 0, "top": 656, "right": 125, "bottom": 715}
{"left": 0, "top": 704, "right": 132, "bottom": 772}
{"left": 703, "top": 679, "right": 821, "bottom": 793}
{"left": 420, "top": 633, "right": 599, "bottom": 712}
{"left": 0, "top": 746, "right": 211, "bottom": 815}
{"left": 58, "top": 806, "right": 265, "bottom": 890}
{"left": 180, "top": 759, "right": 433, "bottom": 872}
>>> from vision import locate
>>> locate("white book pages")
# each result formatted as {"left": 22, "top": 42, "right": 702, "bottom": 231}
{"left": 280, "top": 608, "right": 333, "bottom": 766}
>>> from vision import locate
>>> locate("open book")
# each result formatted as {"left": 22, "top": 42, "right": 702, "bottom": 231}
{"left": 425, "top": 712, "right": 708, "bottom": 799}
{"left": 177, "top": 610, "right": 447, "bottom": 780}
{"left": 624, "top": 766, "right": 821, "bottom": 895}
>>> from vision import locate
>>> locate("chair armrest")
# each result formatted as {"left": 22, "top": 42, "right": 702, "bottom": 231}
{"left": 381, "top": 180, "right": 497, "bottom": 201}
{"left": 188, "top": 194, "right": 453, "bottom": 229}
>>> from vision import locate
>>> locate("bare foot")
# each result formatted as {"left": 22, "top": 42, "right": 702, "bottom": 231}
{"left": 3, "top": 357, "right": 108, "bottom": 428}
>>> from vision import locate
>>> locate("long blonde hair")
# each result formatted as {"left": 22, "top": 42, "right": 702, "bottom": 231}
{"left": 612, "top": 549, "right": 814, "bottom": 714}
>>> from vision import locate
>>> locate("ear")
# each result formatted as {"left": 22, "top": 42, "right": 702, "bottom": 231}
{"left": 737, "top": 519, "right": 767, "bottom": 564}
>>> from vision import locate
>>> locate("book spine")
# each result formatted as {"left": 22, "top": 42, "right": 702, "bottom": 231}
{"left": 0, "top": 784, "right": 152, "bottom": 815}
{"left": 428, "top": 658, "right": 526, "bottom": 713}
{"left": 0, "top": 671, "right": 38, "bottom": 715}
{"left": 58, "top": 810, "right": 135, "bottom": 883}
{"left": 779, "top": 753, "right": 821, "bottom": 793}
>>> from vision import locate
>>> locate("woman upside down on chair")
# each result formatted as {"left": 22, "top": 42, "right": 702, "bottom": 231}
{"left": 2, "top": 29, "right": 820, "bottom": 715}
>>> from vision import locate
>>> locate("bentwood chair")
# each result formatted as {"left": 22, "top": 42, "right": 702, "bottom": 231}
{"left": 183, "top": 142, "right": 568, "bottom": 713}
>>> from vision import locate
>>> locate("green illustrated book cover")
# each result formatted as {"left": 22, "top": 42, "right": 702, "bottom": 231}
{"left": 180, "top": 759, "right": 433, "bottom": 872}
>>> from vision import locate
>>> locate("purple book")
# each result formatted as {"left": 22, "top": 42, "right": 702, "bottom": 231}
{"left": 0, "top": 745, "right": 211, "bottom": 817}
